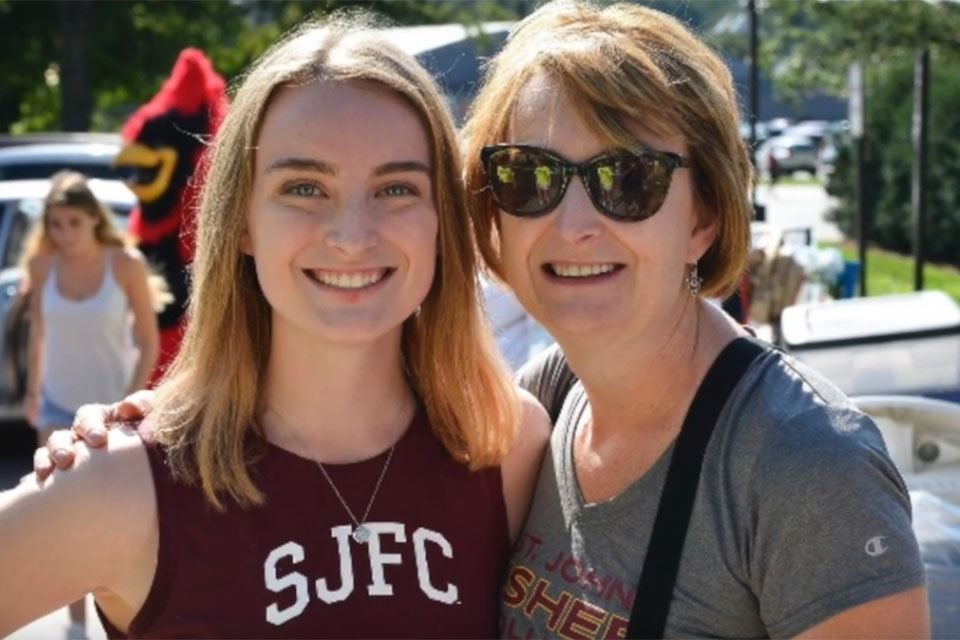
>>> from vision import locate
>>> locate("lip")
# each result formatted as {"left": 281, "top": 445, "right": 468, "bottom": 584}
{"left": 540, "top": 262, "right": 625, "bottom": 285}
{"left": 302, "top": 267, "right": 396, "bottom": 298}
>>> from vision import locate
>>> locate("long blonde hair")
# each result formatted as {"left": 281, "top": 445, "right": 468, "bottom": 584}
{"left": 21, "top": 170, "right": 170, "bottom": 310}
{"left": 463, "top": 0, "right": 753, "bottom": 298}
{"left": 153, "top": 13, "right": 521, "bottom": 509}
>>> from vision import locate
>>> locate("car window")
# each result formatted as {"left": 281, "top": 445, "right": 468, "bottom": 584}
{"left": 3, "top": 208, "right": 32, "bottom": 269}
{"left": 0, "top": 162, "right": 122, "bottom": 181}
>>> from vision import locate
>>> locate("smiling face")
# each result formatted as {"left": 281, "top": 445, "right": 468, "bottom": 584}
{"left": 244, "top": 80, "right": 438, "bottom": 346}
{"left": 496, "top": 74, "right": 715, "bottom": 341}
{"left": 46, "top": 205, "right": 100, "bottom": 256}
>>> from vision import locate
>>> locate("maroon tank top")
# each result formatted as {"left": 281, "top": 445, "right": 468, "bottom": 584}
{"left": 98, "top": 405, "right": 511, "bottom": 638}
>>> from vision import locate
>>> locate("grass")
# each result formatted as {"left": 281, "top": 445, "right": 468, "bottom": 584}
{"left": 821, "top": 241, "right": 960, "bottom": 306}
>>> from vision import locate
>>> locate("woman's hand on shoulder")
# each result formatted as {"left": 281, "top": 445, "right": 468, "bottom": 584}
{"left": 501, "top": 389, "right": 552, "bottom": 543}
{"left": 32, "top": 389, "right": 156, "bottom": 481}
{"left": 1, "top": 427, "right": 156, "bottom": 634}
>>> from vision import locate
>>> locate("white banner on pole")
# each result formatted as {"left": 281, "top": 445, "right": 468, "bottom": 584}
{"left": 849, "top": 63, "right": 864, "bottom": 138}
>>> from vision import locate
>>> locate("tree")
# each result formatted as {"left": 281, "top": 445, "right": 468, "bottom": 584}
{"left": 759, "top": 0, "right": 960, "bottom": 268}
{"left": 1, "top": 0, "right": 519, "bottom": 135}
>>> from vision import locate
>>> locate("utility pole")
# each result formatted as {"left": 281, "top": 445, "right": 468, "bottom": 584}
{"left": 849, "top": 63, "right": 867, "bottom": 297}
{"left": 912, "top": 50, "right": 929, "bottom": 291}
{"left": 748, "top": 0, "right": 764, "bottom": 221}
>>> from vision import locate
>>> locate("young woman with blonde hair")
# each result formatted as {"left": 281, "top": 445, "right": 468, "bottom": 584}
{"left": 0, "top": 15, "right": 548, "bottom": 638}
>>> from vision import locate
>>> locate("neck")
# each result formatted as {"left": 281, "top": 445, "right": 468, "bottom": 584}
{"left": 60, "top": 242, "right": 103, "bottom": 264}
{"left": 560, "top": 297, "right": 741, "bottom": 438}
{"left": 263, "top": 317, "right": 415, "bottom": 463}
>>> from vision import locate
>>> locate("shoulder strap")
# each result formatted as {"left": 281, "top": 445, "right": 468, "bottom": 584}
{"left": 627, "top": 337, "right": 766, "bottom": 639}
{"left": 548, "top": 367, "right": 579, "bottom": 424}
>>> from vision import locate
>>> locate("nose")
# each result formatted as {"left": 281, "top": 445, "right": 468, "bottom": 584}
{"left": 552, "top": 176, "right": 602, "bottom": 244}
{"left": 324, "top": 198, "right": 378, "bottom": 256}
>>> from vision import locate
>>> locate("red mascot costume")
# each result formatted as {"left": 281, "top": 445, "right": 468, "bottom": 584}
{"left": 113, "top": 49, "right": 227, "bottom": 384}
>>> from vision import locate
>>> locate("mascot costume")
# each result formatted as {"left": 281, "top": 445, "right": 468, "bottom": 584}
{"left": 113, "top": 49, "right": 227, "bottom": 384}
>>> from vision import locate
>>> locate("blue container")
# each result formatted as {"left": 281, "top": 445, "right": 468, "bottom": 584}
{"left": 839, "top": 260, "right": 861, "bottom": 298}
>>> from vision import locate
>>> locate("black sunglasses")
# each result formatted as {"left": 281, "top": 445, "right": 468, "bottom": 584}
{"left": 480, "top": 144, "right": 689, "bottom": 222}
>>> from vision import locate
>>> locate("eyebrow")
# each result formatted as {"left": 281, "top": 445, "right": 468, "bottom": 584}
{"left": 265, "top": 158, "right": 336, "bottom": 176}
{"left": 263, "top": 158, "right": 430, "bottom": 178}
{"left": 373, "top": 161, "right": 430, "bottom": 177}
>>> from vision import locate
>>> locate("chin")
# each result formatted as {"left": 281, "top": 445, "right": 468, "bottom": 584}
{"left": 539, "top": 305, "right": 628, "bottom": 339}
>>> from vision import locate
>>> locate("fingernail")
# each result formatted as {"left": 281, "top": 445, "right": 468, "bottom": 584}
{"left": 53, "top": 450, "right": 69, "bottom": 464}
{"left": 89, "top": 429, "right": 106, "bottom": 442}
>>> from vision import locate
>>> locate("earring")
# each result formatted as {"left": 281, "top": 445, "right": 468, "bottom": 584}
{"left": 685, "top": 262, "right": 702, "bottom": 297}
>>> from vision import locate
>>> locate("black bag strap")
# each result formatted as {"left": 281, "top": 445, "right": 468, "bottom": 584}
{"left": 627, "top": 337, "right": 766, "bottom": 639}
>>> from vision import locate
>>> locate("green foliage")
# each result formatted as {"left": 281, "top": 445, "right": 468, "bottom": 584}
{"left": 762, "top": 0, "right": 960, "bottom": 102}
{"left": 1, "top": 0, "right": 518, "bottom": 135}
{"left": 827, "top": 55, "right": 960, "bottom": 268}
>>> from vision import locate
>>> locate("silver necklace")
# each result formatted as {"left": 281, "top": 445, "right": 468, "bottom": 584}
{"left": 266, "top": 400, "right": 405, "bottom": 544}
{"left": 316, "top": 445, "right": 395, "bottom": 544}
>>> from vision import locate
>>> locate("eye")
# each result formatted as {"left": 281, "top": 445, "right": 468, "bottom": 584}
{"left": 280, "top": 182, "right": 324, "bottom": 198}
{"left": 379, "top": 183, "right": 419, "bottom": 198}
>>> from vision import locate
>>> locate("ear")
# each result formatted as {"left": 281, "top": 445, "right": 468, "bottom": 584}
{"left": 240, "top": 229, "right": 253, "bottom": 256}
{"left": 687, "top": 203, "right": 719, "bottom": 263}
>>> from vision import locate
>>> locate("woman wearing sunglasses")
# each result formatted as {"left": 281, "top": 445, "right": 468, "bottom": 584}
{"left": 462, "top": 2, "right": 927, "bottom": 638}
{"left": 33, "top": 1, "right": 927, "bottom": 638}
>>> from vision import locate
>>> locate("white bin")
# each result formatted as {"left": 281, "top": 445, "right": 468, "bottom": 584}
{"left": 780, "top": 291, "right": 960, "bottom": 397}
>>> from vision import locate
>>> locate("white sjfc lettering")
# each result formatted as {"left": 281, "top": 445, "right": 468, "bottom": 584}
{"left": 263, "top": 523, "right": 458, "bottom": 626}
{"left": 316, "top": 525, "right": 355, "bottom": 603}
{"left": 366, "top": 522, "right": 406, "bottom": 596}
{"left": 413, "top": 527, "right": 459, "bottom": 604}
{"left": 264, "top": 541, "right": 310, "bottom": 626}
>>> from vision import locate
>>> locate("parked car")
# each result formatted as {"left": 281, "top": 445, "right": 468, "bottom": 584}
{"left": 755, "top": 135, "right": 818, "bottom": 180}
{"left": 815, "top": 120, "right": 851, "bottom": 182}
{"left": 0, "top": 178, "right": 135, "bottom": 419}
{"left": 0, "top": 132, "right": 122, "bottom": 150}
{"left": 0, "top": 142, "right": 123, "bottom": 182}
{"left": 738, "top": 120, "right": 769, "bottom": 147}
{"left": 780, "top": 120, "right": 831, "bottom": 148}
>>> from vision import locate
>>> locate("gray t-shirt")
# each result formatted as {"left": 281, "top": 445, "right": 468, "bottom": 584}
{"left": 501, "top": 343, "right": 925, "bottom": 638}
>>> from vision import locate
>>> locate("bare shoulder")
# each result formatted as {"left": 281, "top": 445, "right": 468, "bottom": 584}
{"left": 24, "top": 427, "right": 154, "bottom": 520}
{"left": 500, "top": 388, "right": 551, "bottom": 542}
{"left": 25, "top": 251, "right": 53, "bottom": 284}
{"left": 113, "top": 246, "right": 148, "bottom": 275}
{"left": 516, "top": 388, "right": 552, "bottom": 451}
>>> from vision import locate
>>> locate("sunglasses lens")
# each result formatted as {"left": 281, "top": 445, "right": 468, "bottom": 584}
{"left": 486, "top": 148, "right": 565, "bottom": 217}
{"left": 585, "top": 153, "right": 673, "bottom": 221}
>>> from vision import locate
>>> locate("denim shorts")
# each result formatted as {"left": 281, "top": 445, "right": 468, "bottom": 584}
{"left": 37, "top": 392, "right": 76, "bottom": 429}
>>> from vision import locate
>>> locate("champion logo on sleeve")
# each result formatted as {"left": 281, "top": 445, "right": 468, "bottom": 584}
{"left": 864, "top": 536, "right": 889, "bottom": 557}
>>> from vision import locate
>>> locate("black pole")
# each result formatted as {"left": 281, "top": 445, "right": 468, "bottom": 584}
{"left": 856, "top": 135, "right": 867, "bottom": 297}
{"left": 850, "top": 62, "right": 867, "bottom": 297}
{"left": 912, "top": 50, "right": 929, "bottom": 292}
{"left": 749, "top": 0, "right": 764, "bottom": 221}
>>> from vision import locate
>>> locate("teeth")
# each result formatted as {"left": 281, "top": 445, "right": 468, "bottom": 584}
{"left": 551, "top": 263, "right": 617, "bottom": 278}
{"left": 312, "top": 268, "right": 387, "bottom": 289}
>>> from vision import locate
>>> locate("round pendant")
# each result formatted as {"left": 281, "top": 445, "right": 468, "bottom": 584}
{"left": 352, "top": 525, "right": 371, "bottom": 544}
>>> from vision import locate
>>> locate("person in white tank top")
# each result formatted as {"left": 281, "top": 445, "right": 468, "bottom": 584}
{"left": 23, "top": 171, "right": 161, "bottom": 444}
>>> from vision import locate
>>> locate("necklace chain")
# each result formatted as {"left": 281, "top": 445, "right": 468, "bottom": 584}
{"left": 316, "top": 445, "right": 395, "bottom": 543}
{"left": 265, "top": 397, "right": 406, "bottom": 544}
